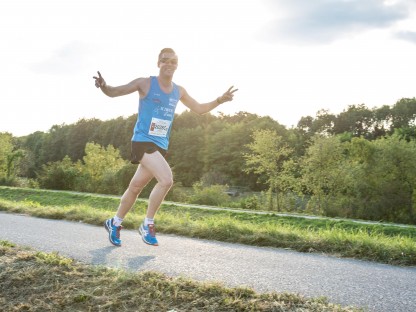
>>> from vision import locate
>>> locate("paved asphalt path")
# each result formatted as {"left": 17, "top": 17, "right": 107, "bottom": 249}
{"left": 1, "top": 212, "right": 415, "bottom": 312}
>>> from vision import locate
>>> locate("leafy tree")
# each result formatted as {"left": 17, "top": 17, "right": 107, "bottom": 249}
{"left": 19, "top": 131, "right": 46, "bottom": 178}
{"left": 244, "top": 129, "right": 294, "bottom": 195}
{"left": 334, "top": 135, "right": 416, "bottom": 222}
{"left": 97, "top": 115, "right": 136, "bottom": 159}
{"left": 333, "top": 104, "right": 374, "bottom": 138}
{"left": 300, "top": 135, "right": 351, "bottom": 215}
{"left": 169, "top": 126, "right": 205, "bottom": 186}
{"left": 296, "top": 110, "right": 336, "bottom": 137}
{"left": 0, "top": 133, "right": 14, "bottom": 179}
{"left": 372, "top": 105, "right": 391, "bottom": 138}
{"left": 202, "top": 113, "right": 286, "bottom": 189}
{"left": 172, "top": 110, "right": 216, "bottom": 130}
{"left": 170, "top": 111, "right": 219, "bottom": 185}
{"left": 342, "top": 137, "right": 378, "bottom": 217}
{"left": 299, "top": 134, "right": 416, "bottom": 223}
{"left": 313, "top": 109, "right": 337, "bottom": 135}
{"left": 67, "top": 118, "right": 103, "bottom": 161}
{"left": 41, "top": 124, "right": 70, "bottom": 164}
{"left": 203, "top": 122, "right": 248, "bottom": 186}
{"left": 296, "top": 99, "right": 416, "bottom": 141}
{"left": 78, "top": 142, "right": 127, "bottom": 193}
{"left": 357, "top": 135, "right": 416, "bottom": 222}
{"left": 38, "top": 156, "right": 81, "bottom": 190}
{"left": 296, "top": 115, "right": 315, "bottom": 139}
{"left": 0, "top": 132, "right": 24, "bottom": 184}
{"left": 391, "top": 98, "right": 416, "bottom": 130}
{"left": 6, "top": 150, "right": 24, "bottom": 180}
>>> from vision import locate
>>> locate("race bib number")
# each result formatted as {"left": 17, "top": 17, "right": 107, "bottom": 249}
{"left": 148, "top": 118, "right": 171, "bottom": 137}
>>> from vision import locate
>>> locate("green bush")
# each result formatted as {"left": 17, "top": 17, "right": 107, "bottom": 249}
{"left": 114, "top": 163, "right": 137, "bottom": 193}
{"left": 241, "top": 195, "right": 259, "bottom": 210}
{"left": 5, "top": 177, "right": 39, "bottom": 189}
{"left": 189, "top": 182, "right": 230, "bottom": 206}
{"left": 165, "top": 183, "right": 189, "bottom": 203}
{"left": 98, "top": 171, "right": 123, "bottom": 195}
{"left": 38, "top": 156, "right": 81, "bottom": 190}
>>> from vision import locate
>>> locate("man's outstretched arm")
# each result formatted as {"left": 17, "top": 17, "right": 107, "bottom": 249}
{"left": 93, "top": 71, "right": 144, "bottom": 97}
{"left": 180, "top": 86, "right": 238, "bottom": 115}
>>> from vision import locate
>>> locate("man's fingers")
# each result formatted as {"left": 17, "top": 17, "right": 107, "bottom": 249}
{"left": 93, "top": 71, "right": 104, "bottom": 88}
{"left": 93, "top": 71, "right": 103, "bottom": 88}
{"left": 93, "top": 71, "right": 102, "bottom": 80}
{"left": 226, "top": 86, "right": 238, "bottom": 94}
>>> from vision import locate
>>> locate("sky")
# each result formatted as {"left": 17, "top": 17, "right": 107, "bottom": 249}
{"left": 1, "top": 0, "right": 416, "bottom": 137}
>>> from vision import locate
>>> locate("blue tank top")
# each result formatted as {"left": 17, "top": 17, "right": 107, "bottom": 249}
{"left": 132, "top": 76, "right": 180, "bottom": 150}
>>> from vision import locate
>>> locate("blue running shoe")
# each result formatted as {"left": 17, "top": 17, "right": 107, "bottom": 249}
{"left": 139, "top": 223, "right": 159, "bottom": 246}
{"left": 104, "top": 218, "right": 122, "bottom": 246}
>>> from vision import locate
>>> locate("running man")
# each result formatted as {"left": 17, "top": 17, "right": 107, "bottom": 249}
{"left": 94, "top": 48, "right": 238, "bottom": 246}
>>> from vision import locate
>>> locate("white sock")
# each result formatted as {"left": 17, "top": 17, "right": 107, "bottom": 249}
{"left": 144, "top": 217, "right": 154, "bottom": 226}
{"left": 113, "top": 216, "right": 123, "bottom": 227}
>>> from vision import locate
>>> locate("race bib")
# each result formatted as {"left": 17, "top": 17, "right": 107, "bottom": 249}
{"left": 148, "top": 117, "right": 171, "bottom": 137}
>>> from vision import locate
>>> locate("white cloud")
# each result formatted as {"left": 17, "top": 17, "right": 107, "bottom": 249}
{"left": 394, "top": 30, "right": 416, "bottom": 44}
{"left": 30, "top": 41, "right": 91, "bottom": 75}
{"left": 260, "top": 0, "right": 410, "bottom": 44}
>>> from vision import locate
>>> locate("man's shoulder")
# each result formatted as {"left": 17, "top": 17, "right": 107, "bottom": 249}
{"left": 135, "top": 77, "right": 152, "bottom": 97}
{"left": 137, "top": 76, "right": 151, "bottom": 87}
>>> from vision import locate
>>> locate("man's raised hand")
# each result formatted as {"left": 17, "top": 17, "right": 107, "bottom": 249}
{"left": 217, "top": 86, "right": 238, "bottom": 104}
{"left": 93, "top": 71, "right": 106, "bottom": 88}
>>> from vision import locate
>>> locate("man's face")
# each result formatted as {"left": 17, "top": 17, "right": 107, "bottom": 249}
{"left": 158, "top": 53, "right": 178, "bottom": 75}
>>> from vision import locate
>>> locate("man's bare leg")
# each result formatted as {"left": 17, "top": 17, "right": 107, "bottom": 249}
{"left": 139, "top": 151, "right": 173, "bottom": 219}
{"left": 105, "top": 165, "right": 153, "bottom": 246}
{"left": 115, "top": 164, "right": 154, "bottom": 219}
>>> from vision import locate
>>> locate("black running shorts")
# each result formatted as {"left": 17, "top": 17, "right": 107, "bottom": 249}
{"left": 130, "top": 141, "right": 168, "bottom": 164}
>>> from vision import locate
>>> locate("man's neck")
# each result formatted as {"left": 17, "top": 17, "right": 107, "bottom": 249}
{"left": 157, "top": 75, "right": 172, "bottom": 85}
{"left": 157, "top": 75, "right": 174, "bottom": 94}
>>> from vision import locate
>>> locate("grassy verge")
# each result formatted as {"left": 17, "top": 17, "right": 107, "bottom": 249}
{"left": 1, "top": 186, "right": 416, "bottom": 266}
{"left": 0, "top": 241, "right": 362, "bottom": 311}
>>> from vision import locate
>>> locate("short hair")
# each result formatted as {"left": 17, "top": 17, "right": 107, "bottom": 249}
{"left": 158, "top": 48, "right": 176, "bottom": 60}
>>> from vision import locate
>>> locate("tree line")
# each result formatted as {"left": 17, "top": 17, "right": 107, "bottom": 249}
{"left": 1, "top": 97, "right": 416, "bottom": 224}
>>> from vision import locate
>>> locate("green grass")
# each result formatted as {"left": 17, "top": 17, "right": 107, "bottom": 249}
{"left": 0, "top": 241, "right": 363, "bottom": 311}
{"left": 1, "top": 186, "right": 416, "bottom": 266}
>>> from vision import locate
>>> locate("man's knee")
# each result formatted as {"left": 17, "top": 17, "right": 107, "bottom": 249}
{"left": 159, "top": 176, "right": 174, "bottom": 189}
{"left": 128, "top": 180, "right": 146, "bottom": 194}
